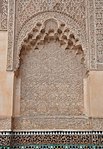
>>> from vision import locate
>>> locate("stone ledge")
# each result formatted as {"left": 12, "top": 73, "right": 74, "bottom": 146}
{"left": 12, "top": 116, "right": 92, "bottom": 130}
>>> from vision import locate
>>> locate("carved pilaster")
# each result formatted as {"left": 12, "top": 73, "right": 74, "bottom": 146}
{"left": 0, "top": 0, "right": 8, "bottom": 30}
{"left": 88, "top": 0, "right": 97, "bottom": 70}
{"left": 7, "top": 0, "right": 15, "bottom": 70}
{"left": 95, "top": 0, "right": 103, "bottom": 69}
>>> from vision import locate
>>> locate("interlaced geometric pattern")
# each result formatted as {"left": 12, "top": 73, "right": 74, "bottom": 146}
{"left": 0, "top": 131, "right": 103, "bottom": 149}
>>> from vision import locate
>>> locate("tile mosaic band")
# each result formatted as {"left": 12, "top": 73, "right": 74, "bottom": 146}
{"left": 0, "top": 131, "right": 103, "bottom": 148}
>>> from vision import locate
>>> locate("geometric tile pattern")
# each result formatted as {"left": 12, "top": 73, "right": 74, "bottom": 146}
{"left": 0, "top": 131, "right": 103, "bottom": 148}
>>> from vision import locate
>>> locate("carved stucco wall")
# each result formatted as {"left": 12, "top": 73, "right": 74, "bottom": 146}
{"left": 4, "top": 0, "right": 103, "bottom": 130}
{"left": 7, "top": 0, "right": 88, "bottom": 71}
{"left": 7, "top": 0, "right": 103, "bottom": 70}
{"left": 6, "top": 0, "right": 103, "bottom": 70}
{"left": 0, "top": 0, "right": 103, "bottom": 131}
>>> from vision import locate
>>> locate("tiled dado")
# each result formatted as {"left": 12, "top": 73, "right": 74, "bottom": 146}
{"left": 0, "top": 131, "right": 103, "bottom": 148}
